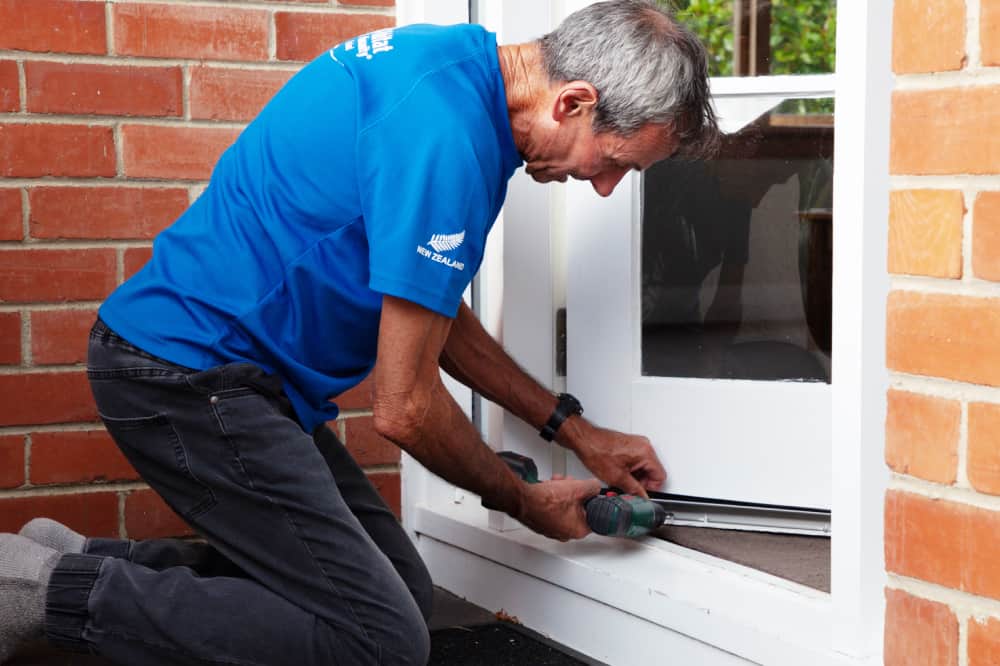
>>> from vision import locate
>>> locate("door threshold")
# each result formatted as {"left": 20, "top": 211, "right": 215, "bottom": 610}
{"left": 649, "top": 491, "right": 832, "bottom": 536}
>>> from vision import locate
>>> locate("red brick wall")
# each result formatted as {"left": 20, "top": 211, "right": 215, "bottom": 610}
{"left": 0, "top": 0, "right": 397, "bottom": 540}
{"left": 887, "top": 1, "right": 1000, "bottom": 663}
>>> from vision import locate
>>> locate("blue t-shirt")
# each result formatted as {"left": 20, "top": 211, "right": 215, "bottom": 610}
{"left": 99, "top": 24, "right": 523, "bottom": 432}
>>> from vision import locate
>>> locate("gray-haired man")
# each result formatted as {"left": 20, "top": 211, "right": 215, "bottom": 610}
{"left": 0, "top": 2, "right": 717, "bottom": 664}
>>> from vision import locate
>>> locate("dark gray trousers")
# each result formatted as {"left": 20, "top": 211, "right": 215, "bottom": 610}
{"left": 45, "top": 320, "right": 432, "bottom": 666}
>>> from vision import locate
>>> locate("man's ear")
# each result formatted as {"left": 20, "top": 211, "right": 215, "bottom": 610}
{"left": 552, "top": 81, "right": 598, "bottom": 122}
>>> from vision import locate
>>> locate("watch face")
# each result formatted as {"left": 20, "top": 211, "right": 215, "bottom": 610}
{"left": 541, "top": 394, "right": 583, "bottom": 440}
{"left": 560, "top": 393, "right": 583, "bottom": 415}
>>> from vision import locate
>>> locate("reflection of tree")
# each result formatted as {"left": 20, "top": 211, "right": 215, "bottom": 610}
{"left": 661, "top": 0, "right": 837, "bottom": 78}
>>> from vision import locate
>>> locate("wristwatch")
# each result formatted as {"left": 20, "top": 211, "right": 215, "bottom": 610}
{"left": 539, "top": 392, "right": 584, "bottom": 441}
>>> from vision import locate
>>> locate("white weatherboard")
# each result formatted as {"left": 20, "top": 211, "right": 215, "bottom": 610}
{"left": 399, "top": 1, "right": 892, "bottom": 664}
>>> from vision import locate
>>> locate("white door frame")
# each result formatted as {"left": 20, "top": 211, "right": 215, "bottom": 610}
{"left": 398, "top": 1, "right": 892, "bottom": 663}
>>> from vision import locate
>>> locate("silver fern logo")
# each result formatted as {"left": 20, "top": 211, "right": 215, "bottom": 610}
{"left": 427, "top": 231, "right": 465, "bottom": 253}
{"left": 416, "top": 230, "right": 466, "bottom": 271}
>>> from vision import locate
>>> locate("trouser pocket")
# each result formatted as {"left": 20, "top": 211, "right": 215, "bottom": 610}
{"left": 100, "top": 412, "right": 217, "bottom": 519}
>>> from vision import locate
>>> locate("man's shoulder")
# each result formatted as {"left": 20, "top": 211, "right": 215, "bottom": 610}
{"left": 334, "top": 23, "right": 490, "bottom": 77}
{"left": 341, "top": 24, "right": 495, "bottom": 128}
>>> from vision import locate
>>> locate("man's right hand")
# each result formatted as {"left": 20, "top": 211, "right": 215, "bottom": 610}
{"left": 514, "top": 478, "right": 603, "bottom": 541}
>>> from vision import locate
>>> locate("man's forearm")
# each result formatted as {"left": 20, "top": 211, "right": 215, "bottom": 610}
{"left": 374, "top": 372, "right": 526, "bottom": 517}
{"left": 439, "top": 302, "right": 559, "bottom": 434}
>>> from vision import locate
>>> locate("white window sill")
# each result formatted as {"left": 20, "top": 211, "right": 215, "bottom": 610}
{"left": 414, "top": 500, "right": 864, "bottom": 666}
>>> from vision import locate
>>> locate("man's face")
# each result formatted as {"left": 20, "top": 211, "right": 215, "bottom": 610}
{"left": 524, "top": 119, "right": 679, "bottom": 198}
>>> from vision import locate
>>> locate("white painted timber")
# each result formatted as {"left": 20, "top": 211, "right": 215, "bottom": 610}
{"left": 475, "top": 0, "right": 563, "bottom": 534}
{"left": 415, "top": 501, "right": 855, "bottom": 666}
{"left": 710, "top": 73, "right": 836, "bottom": 96}
{"left": 827, "top": 0, "right": 893, "bottom": 659}
{"left": 419, "top": 535, "right": 756, "bottom": 666}
{"left": 394, "top": 0, "right": 467, "bottom": 27}
{"left": 632, "top": 378, "right": 831, "bottom": 507}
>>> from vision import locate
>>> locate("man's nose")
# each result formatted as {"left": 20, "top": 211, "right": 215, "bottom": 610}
{"left": 590, "top": 168, "right": 628, "bottom": 197}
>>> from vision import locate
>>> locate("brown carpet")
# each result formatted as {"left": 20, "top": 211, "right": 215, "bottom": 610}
{"left": 657, "top": 525, "right": 831, "bottom": 592}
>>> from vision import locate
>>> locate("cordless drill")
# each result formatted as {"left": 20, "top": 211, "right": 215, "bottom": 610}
{"left": 494, "top": 451, "right": 668, "bottom": 539}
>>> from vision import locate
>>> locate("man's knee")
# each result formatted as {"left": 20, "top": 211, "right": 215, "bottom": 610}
{"left": 340, "top": 609, "right": 428, "bottom": 666}
{"left": 387, "top": 590, "right": 431, "bottom": 665}
{"left": 385, "top": 617, "right": 430, "bottom": 666}
{"left": 329, "top": 587, "right": 430, "bottom": 665}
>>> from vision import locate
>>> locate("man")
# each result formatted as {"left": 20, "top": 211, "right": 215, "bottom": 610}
{"left": 0, "top": 1, "right": 716, "bottom": 664}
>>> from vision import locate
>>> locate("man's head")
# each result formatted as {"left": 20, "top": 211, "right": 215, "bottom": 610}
{"left": 505, "top": 0, "right": 718, "bottom": 197}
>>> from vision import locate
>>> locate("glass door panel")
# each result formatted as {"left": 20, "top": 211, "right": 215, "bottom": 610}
{"left": 642, "top": 97, "right": 834, "bottom": 382}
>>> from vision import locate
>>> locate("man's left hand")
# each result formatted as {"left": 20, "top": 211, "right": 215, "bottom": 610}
{"left": 563, "top": 421, "right": 667, "bottom": 498}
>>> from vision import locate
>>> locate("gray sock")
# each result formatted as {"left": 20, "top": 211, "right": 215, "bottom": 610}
{"left": 18, "top": 518, "right": 86, "bottom": 554}
{"left": 0, "top": 534, "right": 59, "bottom": 663}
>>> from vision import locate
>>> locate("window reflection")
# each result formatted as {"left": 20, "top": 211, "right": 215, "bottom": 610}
{"left": 640, "top": 98, "right": 834, "bottom": 382}
{"left": 665, "top": 0, "right": 837, "bottom": 77}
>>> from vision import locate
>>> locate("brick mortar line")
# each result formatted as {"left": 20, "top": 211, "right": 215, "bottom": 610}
{"left": 891, "top": 271, "right": 1000, "bottom": 293}
{"left": 0, "top": 423, "right": 104, "bottom": 436}
{"left": 0, "top": 302, "right": 104, "bottom": 314}
{"left": 887, "top": 574, "right": 1000, "bottom": 622}
{"left": 889, "top": 372, "right": 1000, "bottom": 404}
{"left": 189, "top": 184, "right": 206, "bottom": 204}
{"left": 962, "top": 189, "right": 975, "bottom": 283}
{"left": 338, "top": 409, "right": 374, "bottom": 418}
{"left": 957, "top": 401, "right": 971, "bottom": 490}
{"left": 16, "top": 59, "right": 25, "bottom": 113}
{"left": 960, "top": 607, "right": 970, "bottom": 666}
{"left": 18, "top": 186, "right": 28, "bottom": 241}
{"left": 967, "top": 0, "right": 982, "bottom": 69}
{"left": 22, "top": 310, "right": 32, "bottom": 366}
{"left": 0, "top": 178, "right": 204, "bottom": 188}
{"left": 115, "top": 246, "right": 126, "bottom": 286}
{"left": 113, "top": 122, "right": 124, "bottom": 178}
{"left": 105, "top": 0, "right": 115, "bottom": 57}
{"left": 0, "top": 480, "right": 147, "bottom": 500}
{"left": 889, "top": 275, "right": 1000, "bottom": 297}
{"left": 361, "top": 463, "right": 401, "bottom": 475}
{"left": 4, "top": 52, "right": 305, "bottom": 71}
{"left": 893, "top": 66, "right": 1000, "bottom": 89}
{"left": 0, "top": 239, "right": 162, "bottom": 249}
{"left": 18, "top": 307, "right": 29, "bottom": 371}
{"left": 891, "top": 176, "right": 1000, "bottom": 190}
{"left": 182, "top": 64, "right": 192, "bottom": 121}
{"left": 117, "top": 491, "right": 127, "bottom": 539}
{"left": 0, "top": 365, "right": 86, "bottom": 375}
{"left": 889, "top": 474, "right": 1000, "bottom": 512}
{"left": 23, "top": 433, "right": 31, "bottom": 488}
{"left": 268, "top": 10, "right": 277, "bottom": 61}
{"left": 0, "top": 114, "right": 247, "bottom": 129}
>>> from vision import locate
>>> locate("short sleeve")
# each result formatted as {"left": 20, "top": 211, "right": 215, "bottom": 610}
{"left": 359, "top": 91, "right": 492, "bottom": 319}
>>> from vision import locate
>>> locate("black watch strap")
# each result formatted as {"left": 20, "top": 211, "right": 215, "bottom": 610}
{"left": 539, "top": 393, "right": 584, "bottom": 441}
